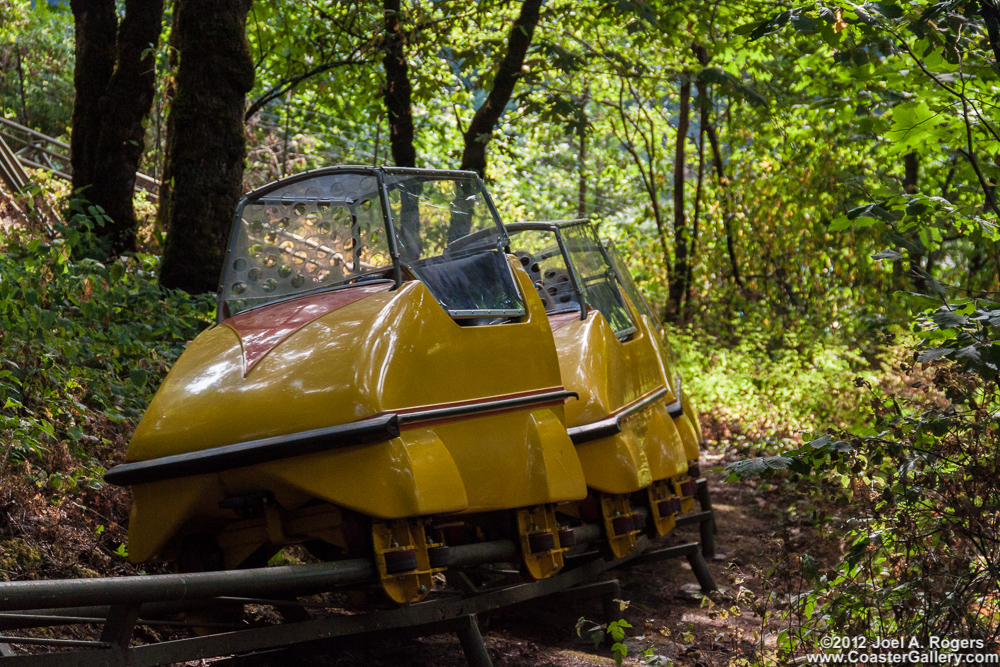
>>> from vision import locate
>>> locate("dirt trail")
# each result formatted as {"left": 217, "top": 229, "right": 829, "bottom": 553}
{"left": 267, "top": 449, "right": 804, "bottom": 667}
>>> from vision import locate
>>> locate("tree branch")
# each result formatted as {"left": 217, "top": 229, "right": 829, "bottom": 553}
{"left": 245, "top": 58, "right": 367, "bottom": 121}
{"left": 460, "top": 0, "right": 543, "bottom": 176}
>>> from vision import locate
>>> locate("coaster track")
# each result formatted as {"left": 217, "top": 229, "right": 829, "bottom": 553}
{"left": 0, "top": 482, "right": 715, "bottom": 667}
{"left": 0, "top": 116, "right": 158, "bottom": 197}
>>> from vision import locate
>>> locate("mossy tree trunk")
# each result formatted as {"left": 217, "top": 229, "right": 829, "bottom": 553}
{"left": 69, "top": 0, "right": 163, "bottom": 255}
{"left": 158, "top": 0, "right": 255, "bottom": 294}
{"left": 667, "top": 76, "right": 691, "bottom": 320}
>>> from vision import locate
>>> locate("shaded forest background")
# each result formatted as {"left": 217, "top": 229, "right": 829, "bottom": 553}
{"left": 2, "top": 0, "right": 1000, "bottom": 663}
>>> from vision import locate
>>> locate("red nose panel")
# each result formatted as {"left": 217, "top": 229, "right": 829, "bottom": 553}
{"left": 548, "top": 311, "right": 581, "bottom": 332}
{"left": 223, "top": 283, "right": 393, "bottom": 374}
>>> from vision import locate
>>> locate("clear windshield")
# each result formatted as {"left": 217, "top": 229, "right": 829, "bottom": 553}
{"left": 220, "top": 172, "right": 393, "bottom": 318}
{"left": 561, "top": 224, "right": 636, "bottom": 337}
{"left": 385, "top": 174, "right": 524, "bottom": 318}
{"left": 603, "top": 239, "right": 677, "bottom": 369}
{"left": 506, "top": 229, "right": 582, "bottom": 314}
{"left": 602, "top": 240, "right": 660, "bottom": 325}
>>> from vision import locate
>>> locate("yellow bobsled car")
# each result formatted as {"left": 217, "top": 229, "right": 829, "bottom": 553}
{"left": 106, "top": 167, "right": 588, "bottom": 602}
{"left": 505, "top": 221, "right": 703, "bottom": 558}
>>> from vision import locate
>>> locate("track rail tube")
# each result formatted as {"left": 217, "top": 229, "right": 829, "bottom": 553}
{"left": 0, "top": 526, "right": 607, "bottom": 613}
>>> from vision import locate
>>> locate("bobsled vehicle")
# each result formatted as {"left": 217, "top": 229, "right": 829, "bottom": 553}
{"left": 600, "top": 237, "right": 705, "bottom": 474}
{"left": 105, "top": 167, "right": 589, "bottom": 603}
{"left": 504, "top": 220, "right": 703, "bottom": 558}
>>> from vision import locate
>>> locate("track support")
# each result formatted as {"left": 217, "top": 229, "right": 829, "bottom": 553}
{"left": 695, "top": 478, "right": 717, "bottom": 558}
{"left": 455, "top": 614, "right": 492, "bottom": 667}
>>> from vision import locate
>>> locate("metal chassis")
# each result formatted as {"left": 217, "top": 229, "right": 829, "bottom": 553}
{"left": 0, "top": 482, "right": 715, "bottom": 667}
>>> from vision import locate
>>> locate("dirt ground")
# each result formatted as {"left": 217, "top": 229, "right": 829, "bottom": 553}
{"left": 209, "top": 446, "right": 823, "bottom": 667}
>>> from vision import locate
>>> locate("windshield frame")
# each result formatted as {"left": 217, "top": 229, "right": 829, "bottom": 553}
{"left": 218, "top": 166, "right": 523, "bottom": 322}
{"left": 382, "top": 167, "right": 524, "bottom": 320}
{"left": 506, "top": 219, "right": 640, "bottom": 339}
{"left": 216, "top": 166, "right": 398, "bottom": 322}
{"left": 504, "top": 221, "right": 588, "bottom": 321}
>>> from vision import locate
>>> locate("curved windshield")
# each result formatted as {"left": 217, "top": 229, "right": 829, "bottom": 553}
{"left": 602, "top": 239, "right": 660, "bottom": 325}
{"left": 561, "top": 223, "right": 636, "bottom": 337}
{"left": 603, "top": 239, "right": 677, "bottom": 368}
{"left": 220, "top": 171, "right": 392, "bottom": 318}
{"left": 506, "top": 228, "right": 582, "bottom": 314}
{"left": 385, "top": 173, "right": 524, "bottom": 318}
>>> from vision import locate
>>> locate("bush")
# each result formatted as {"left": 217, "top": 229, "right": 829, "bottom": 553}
{"left": 728, "top": 297, "right": 1000, "bottom": 653}
{"left": 0, "top": 225, "right": 215, "bottom": 487}
{"left": 669, "top": 317, "right": 870, "bottom": 439}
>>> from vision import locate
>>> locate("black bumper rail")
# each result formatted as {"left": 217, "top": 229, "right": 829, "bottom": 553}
{"left": 567, "top": 386, "right": 676, "bottom": 445}
{"left": 103, "top": 414, "right": 401, "bottom": 487}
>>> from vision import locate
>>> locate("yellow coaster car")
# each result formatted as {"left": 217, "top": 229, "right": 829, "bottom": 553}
{"left": 106, "top": 167, "right": 588, "bottom": 602}
{"left": 505, "top": 221, "right": 703, "bottom": 558}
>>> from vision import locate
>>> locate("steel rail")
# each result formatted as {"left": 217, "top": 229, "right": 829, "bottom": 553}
{"left": 0, "top": 523, "right": 609, "bottom": 613}
{"left": 0, "top": 537, "right": 675, "bottom": 667}
{"left": 0, "top": 516, "right": 715, "bottom": 667}
{"left": 0, "top": 484, "right": 716, "bottom": 666}
{"left": 0, "top": 118, "right": 70, "bottom": 149}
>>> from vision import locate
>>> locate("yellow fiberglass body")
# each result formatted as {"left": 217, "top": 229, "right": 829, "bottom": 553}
{"left": 602, "top": 239, "right": 704, "bottom": 466}
{"left": 504, "top": 222, "right": 688, "bottom": 496}
{"left": 106, "top": 168, "right": 586, "bottom": 579}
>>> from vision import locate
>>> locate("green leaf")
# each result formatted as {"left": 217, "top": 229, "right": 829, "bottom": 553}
{"left": 870, "top": 2, "right": 904, "bottom": 19}
{"left": 828, "top": 215, "right": 854, "bottom": 232}
{"left": 110, "top": 263, "right": 125, "bottom": 282}
{"left": 847, "top": 203, "right": 897, "bottom": 222}
{"left": 791, "top": 15, "right": 817, "bottom": 32}
{"left": 932, "top": 309, "right": 966, "bottom": 329}
{"left": 809, "top": 434, "right": 833, "bottom": 448}
{"left": 725, "top": 455, "right": 793, "bottom": 480}
{"left": 917, "top": 347, "right": 951, "bottom": 362}
{"left": 129, "top": 368, "right": 148, "bottom": 389}
{"left": 954, "top": 345, "right": 981, "bottom": 363}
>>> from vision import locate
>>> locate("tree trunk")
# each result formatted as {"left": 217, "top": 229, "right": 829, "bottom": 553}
{"left": 577, "top": 98, "right": 587, "bottom": 218}
{"left": 459, "top": 0, "right": 543, "bottom": 177}
{"left": 69, "top": 0, "right": 163, "bottom": 256}
{"left": 158, "top": 0, "right": 255, "bottom": 294}
{"left": 979, "top": 0, "right": 1000, "bottom": 64}
{"left": 382, "top": 0, "right": 416, "bottom": 168}
{"left": 89, "top": 0, "right": 164, "bottom": 253}
{"left": 684, "top": 100, "right": 707, "bottom": 320}
{"left": 69, "top": 0, "right": 117, "bottom": 196}
{"left": 705, "top": 121, "right": 744, "bottom": 289}
{"left": 667, "top": 77, "right": 690, "bottom": 319}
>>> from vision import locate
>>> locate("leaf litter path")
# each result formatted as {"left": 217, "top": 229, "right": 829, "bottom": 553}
{"left": 201, "top": 445, "right": 816, "bottom": 667}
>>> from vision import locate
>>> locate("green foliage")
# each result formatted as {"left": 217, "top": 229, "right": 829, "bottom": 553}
{"left": 668, "top": 317, "right": 870, "bottom": 436}
{"left": 576, "top": 615, "right": 636, "bottom": 667}
{"left": 726, "top": 287, "right": 1000, "bottom": 648}
{"left": 0, "top": 226, "right": 215, "bottom": 487}
{"left": 0, "top": 0, "right": 74, "bottom": 138}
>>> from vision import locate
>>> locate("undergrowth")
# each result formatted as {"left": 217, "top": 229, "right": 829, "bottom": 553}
{"left": 668, "top": 317, "right": 874, "bottom": 441}
{"left": 723, "top": 295, "right": 1000, "bottom": 662}
{"left": 0, "top": 211, "right": 214, "bottom": 580}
